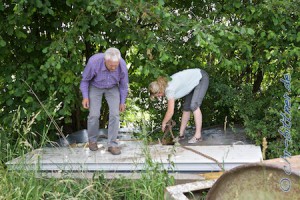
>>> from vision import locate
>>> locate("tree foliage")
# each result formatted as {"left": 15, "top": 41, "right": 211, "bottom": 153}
{"left": 0, "top": 0, "right": 299, "bottom": 159}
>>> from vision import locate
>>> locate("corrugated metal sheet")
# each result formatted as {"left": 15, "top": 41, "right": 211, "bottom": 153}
{"left": 6, "top": 141, "right": 262, "bottom": 172}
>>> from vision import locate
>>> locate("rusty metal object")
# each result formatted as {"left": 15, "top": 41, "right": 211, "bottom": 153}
{"left": 206, "top": 163, "right": 300, "bottom": 200}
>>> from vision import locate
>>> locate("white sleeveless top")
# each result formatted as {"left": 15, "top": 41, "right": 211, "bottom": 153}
{"left": 165, "top": 68, "right": 202, "bottom": 100}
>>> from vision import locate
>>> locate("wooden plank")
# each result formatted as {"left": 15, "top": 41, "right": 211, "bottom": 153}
{"left": 263, "top": 155, "right": 300, "bottom": 174}
{"left": 199, "top": 171, "right": 224, "bottom": 180}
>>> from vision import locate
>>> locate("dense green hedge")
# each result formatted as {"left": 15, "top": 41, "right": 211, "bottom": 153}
{"left": 0, "top": 0, "right": 299, "bottom": 162}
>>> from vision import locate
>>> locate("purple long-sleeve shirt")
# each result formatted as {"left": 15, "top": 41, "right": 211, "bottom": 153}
{"left": 80, "top": 53, "right": 129, "bottom": 104}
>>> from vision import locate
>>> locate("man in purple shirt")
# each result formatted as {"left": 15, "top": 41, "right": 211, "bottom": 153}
{"left": 80, "top": 47, "right": 129, "bottom": 155}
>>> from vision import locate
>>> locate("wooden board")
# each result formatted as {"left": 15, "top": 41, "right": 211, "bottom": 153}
{"left": 263, "top": 155, "right": 300, "bottom": 175}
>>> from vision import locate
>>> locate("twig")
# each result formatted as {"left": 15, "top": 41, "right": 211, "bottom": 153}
{"left": 224, "top": 116, "right": 227, "bottom": 134}
{"left": 166, "top": 120, "right": 225, "bottom": 171}
{"left": 22, "top": 80, "right": 70, "bottom": 147}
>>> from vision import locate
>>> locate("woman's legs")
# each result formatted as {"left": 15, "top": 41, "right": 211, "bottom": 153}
{"left": 179, "top": 108, "right": 203, "bottom": 143}
{"left": 181, "top": 70, "right": 209, "bottom": 142}
{"left": 188, "top": 70, "right": 209, "bottom": 143}
{"left": 179, "top": 111, "right": 191, "bottom": 137}
{"left": 193, "top": 107, "right": 202, "bottom": 139}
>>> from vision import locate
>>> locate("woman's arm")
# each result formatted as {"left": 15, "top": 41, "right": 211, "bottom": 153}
{"left": 162, "top": 98, "right": 175, "bottom": 132}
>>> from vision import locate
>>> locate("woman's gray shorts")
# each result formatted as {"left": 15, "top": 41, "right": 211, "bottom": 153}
{"left": 183, "top": 69, "right": 209, "bottom": 111}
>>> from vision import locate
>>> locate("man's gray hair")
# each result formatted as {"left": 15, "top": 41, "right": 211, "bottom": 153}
{"left": 104, "top": 47, "right": 121, "bottom": 62}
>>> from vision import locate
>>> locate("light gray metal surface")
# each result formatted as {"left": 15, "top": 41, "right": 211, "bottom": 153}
{"left": 6, "top": 126, "right": 262, "bottom": 173}
{"left": 50, "top": 126, "right": 252, "bottom": 148}
{"left": 48, "top": 129, "right": 136, "bottom": 147}
{"left": 6, "top": 141, "right": 262, "bottom": 172}
{"left": 165, "top": 179, "right": 217, "bottom": 200}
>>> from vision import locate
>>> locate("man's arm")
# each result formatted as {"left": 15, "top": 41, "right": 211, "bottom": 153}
{"left": 119, "top": 59, "right": 129, "bottom": 108}
{"left": 80, "top": 57, "right": 96, "bottom": 109}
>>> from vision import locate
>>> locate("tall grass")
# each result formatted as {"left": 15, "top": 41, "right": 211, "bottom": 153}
{"left": 0, "top": 107, "right": 175, "bottom": 199}
{"left": 0, "top": 106, "right": 45, "bottom": 164}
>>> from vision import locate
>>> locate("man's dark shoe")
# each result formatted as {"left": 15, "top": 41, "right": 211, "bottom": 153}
{"left": 89, "top": 142, "right": 98, "bottom": 151}
{"left": 108, "top": 146, "right": 121, "bottom": 155}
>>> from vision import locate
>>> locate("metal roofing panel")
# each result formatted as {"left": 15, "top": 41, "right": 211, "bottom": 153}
{"left": 6, "top": 141, "right": 262, "bottom": 172}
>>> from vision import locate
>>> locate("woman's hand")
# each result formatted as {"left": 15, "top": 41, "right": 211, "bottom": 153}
{"left": 162, "top": 98, "right": 175, "bottom": 132}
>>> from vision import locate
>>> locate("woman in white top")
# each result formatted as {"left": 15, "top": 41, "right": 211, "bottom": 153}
{"left": 149, "top": 68, "right": 209, "bottom": 143}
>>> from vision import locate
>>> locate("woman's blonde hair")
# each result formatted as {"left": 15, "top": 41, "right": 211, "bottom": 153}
{"left": 149, "top": 76, "right": 168, "bottom": 100}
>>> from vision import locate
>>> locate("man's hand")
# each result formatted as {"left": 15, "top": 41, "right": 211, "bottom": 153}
{"left": 82, "top": 98, "right": 89, "bottom": 109}
{"left": 119, "top": 104, "right": 126, "bottom": 112}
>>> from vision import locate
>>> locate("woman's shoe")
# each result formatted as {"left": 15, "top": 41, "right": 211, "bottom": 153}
{"left": 178, "top": 135, "right": 185, "bottom": 140}
{"left": 188, "top": 137, "right": 202, "bottom": 144}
